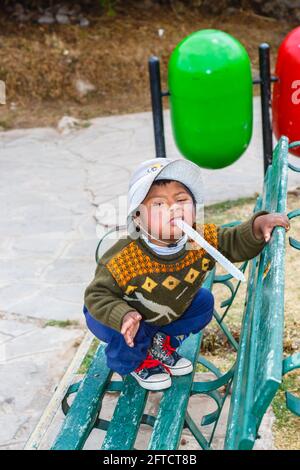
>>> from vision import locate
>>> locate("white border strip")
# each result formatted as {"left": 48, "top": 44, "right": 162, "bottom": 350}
{"left": 24, "top": 332, "right": 95, "bottom": 450}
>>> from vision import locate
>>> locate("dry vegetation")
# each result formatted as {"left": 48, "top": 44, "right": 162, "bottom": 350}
{"left": 0, "top": 5, "right": 297, "bottom": 129}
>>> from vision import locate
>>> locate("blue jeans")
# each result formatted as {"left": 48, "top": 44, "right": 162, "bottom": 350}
{"left": 83, "top": 287, "right": 214, "bottom": 375}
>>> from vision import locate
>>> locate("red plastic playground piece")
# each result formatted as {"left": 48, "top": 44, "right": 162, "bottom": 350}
{"left": 272, "top": 26, "right": 300, "bottom": 157}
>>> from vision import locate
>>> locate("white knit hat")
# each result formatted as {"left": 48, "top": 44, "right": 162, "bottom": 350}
{"left": 127, "top": 157, "right": 204, "bottom": 235}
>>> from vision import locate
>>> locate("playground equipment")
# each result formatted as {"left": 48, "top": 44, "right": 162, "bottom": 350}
{"left": 149, "top": 36, "right": 278, "bottom": 174}
{"left": 168, "top": 30, "right": 253, "bottom": 169}
{"left": 25, "top": 30, "right": 300, "bottom": 451}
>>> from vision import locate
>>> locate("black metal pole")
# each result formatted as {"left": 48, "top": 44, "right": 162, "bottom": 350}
{"left": 259, "top": 43, "right": 273, "bottom": 174}
{"left": 148, "top": 56, "right": 166, "bottom": 158}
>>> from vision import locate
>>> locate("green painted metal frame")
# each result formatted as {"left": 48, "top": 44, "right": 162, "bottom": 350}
{"left": 282, "top": 140, "right": 300, "bottom": 418}
{"left": 225, "top": 137, "right": 288, "bottom": 449}
{"left": 51, "top": 137, "right": 299, "bottom": 451}
{"left": 224, "top": 137, "right": 300, "bottom": 449}
{"left": 52, "top": 259, "right": 245, "bottom": 450}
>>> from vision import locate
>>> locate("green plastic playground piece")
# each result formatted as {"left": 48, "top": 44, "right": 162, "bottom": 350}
{"left": 168, "top": 29, "right": 253, "bottom": 169}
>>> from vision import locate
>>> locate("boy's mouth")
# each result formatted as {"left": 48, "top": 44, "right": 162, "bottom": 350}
{"left": 169, "top": 216, "right": 184, "bottom": 226}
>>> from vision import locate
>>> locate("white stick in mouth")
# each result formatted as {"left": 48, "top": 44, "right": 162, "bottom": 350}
{"left": 175, "top": 219, "right": 246, "bottom": 283}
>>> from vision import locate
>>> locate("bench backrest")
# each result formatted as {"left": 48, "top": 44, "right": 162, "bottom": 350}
{"left": 225, "top": 136, "right": 288, "bottom": 449}
{"left": 51, "top": 138, "right": 289, "bottom": 451}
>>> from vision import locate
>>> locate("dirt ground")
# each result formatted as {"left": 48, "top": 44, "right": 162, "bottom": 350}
{"left": 0, "top": 5, "right": 297, "bottom": 129}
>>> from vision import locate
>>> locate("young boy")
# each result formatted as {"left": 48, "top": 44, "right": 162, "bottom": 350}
{"left": 83, "top": 158, "right": 290, "bottom": 390}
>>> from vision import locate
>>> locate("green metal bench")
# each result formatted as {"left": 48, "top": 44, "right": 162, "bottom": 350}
{"left": 225, "top": 136, "right": 300, "bottom": 449}
{"left": 26, "top": 137, "right": 300, "bottom": 451}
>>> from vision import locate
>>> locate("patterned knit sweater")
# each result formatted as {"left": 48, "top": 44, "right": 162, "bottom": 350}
{"left": 84, "top": 210, "right": 268, "bottom": 332}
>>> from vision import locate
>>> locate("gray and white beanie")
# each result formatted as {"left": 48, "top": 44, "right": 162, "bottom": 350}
{"left": 127, "top": 157, "right": 204, "bottom": 237}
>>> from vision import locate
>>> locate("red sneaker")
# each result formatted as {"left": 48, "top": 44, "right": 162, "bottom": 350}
{"left": 149, "top": 332, "right": 193, "bottom": 376}
{"left": 130, "top": 353, "right": 171, "bottom": 390}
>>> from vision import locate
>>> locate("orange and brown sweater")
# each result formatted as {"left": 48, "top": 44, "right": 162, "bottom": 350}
{"left": 84, "top": 210, "right": 268, "bottom": 332}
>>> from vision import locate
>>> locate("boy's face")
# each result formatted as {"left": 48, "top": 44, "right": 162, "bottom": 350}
{"left": 136, "top": 181, "right": 195, "bottom": 244}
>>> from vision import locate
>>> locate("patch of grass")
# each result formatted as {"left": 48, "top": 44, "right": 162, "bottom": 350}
{"left": 272, "top": 371, "right": 300, "bottom": 450}
{"left": 272, "top": 374, "right": 299, "bottom": 428}
{"left": 44, "top": 319, "right": 78, "bottom": 328}
{"left": 195, "top": 363, "right": 208, "bottom": 373}
{"left": 201, "top": 351, "right": 237, "bottom": 374}
{"left": 201, "top": 326, "right": 240, "bottom": 355}
{"left": 77, "top": 338, "right": 100, "bottom": 375}
{"left": 206, "top": 196, "right": 258, "bottom": 215}
{"left": 0, "top": 118, "right": 13, "bottom": 130}
{"left": 205, "top": 196, "right": 258, "bottom": 226}
{"left": 81, "top": 121, "right": 92, "bottom": 128}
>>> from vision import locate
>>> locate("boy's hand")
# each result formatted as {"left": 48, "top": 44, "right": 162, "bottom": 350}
{"left": 121, "top": 311, "right": 142, "bottom": 348}
{"left": 253, "top": 213, "right": 290, "bottom": 243}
